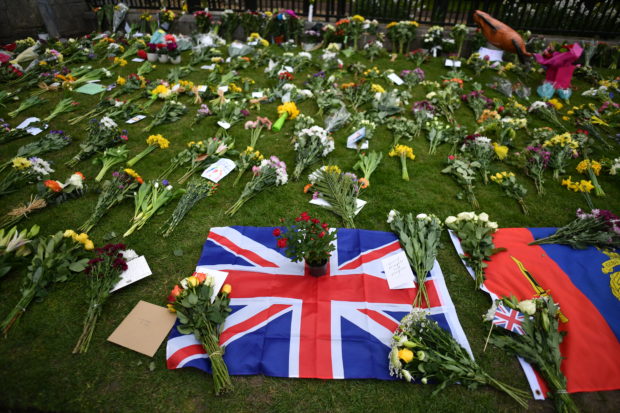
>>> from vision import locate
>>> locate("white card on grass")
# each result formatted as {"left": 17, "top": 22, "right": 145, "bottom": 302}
{"left": 346, "top": 127, "right": 368, "bottom": 149}
{"left": 388, "top": 73, "right": 404, "bottom": 85}
{"left": 444, "top": 59, "right": 462, "bottom": 67}
{"left": 284, "top": 66, "right": 294, "bottom": 73}
{"left": 382, "top": 251, "right": 415, "bottom": 289}
{"left": 251, "top": 91, "right": 264, "bottom": 98}
{"left": 16, "top": 117, "right": 47, "bottom": 135}
{"left": 197, "top": 85, "right": 207, "bottom": 92}
{"left": 309, "top": 197, "right": 367, "bottom": 215}
{"left": 126, "top": 115, "right": 147, "bottom": 124}
{"left": 218, "top": 85, "right": 229, "bottom": 93}
{"left": 201, "top": 158, "right": 236, "bottom": 183}
{"left": 477, "top": 47, "right": 503, "bottom": 62}
{"left": 110, "top": 256, "right": 153, "bottom": 293}
{"left": 131, "top": 58, "right": 145, "bottom": 62}
{"left": 217, "top": 120, "right": 231, "bottom": 129}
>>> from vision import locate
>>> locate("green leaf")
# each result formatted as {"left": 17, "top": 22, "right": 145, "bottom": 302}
{"left": 103, "top": 231, "right": 117, "bottom": 241}
{"left": 188, "top": 293, "right": 198, "bottom": 305}
{"left": 177, "top": 325, "right": 193, "bottom": 335}
{"left": 173, "top": 249, "right": 183, "bottom": 256}
{"left": 148, "top": 361, "right": 156, "bottom": 372}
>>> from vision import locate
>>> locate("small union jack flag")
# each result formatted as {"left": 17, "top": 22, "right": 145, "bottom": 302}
{"left": 493, "top": 303, "right": 525, "bottom": 335}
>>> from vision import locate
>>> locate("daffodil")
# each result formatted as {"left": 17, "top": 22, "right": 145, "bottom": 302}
{"left": 389, "top": 145, "right": 415, "bottom": 181}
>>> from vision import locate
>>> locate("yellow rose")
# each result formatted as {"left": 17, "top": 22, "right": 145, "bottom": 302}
{"left": 221, "top": 284, "right": 232, "bottom": 295}
{"left": 167, "top": 304, "right": 176, "bottom": 313}
{"left": 84, "top": 240, "right": 95, "bottom": 250}
{"left": 63, "top": 229, "right": 76, "bottom": 238}
{"left": 186, "top": 276, "right": 199, "bottom": 287}
{"left": 398, "top": 348, "right": 414, "bottom": 363}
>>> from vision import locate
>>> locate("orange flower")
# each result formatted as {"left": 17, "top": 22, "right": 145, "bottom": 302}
{"left": 44, "top": 180, "right": 63, "bottom": 192}
{"left": 303, "top": 183, "right": 313, "bottom": 193}
{"left": 74, "top": 171, "right": 85, "bottom": 180}
{"left": 194, "top": 272, "right": 206, "bottom": 283}
{"left": 358, "top": 177, "right": 369, "bottom": 189}
{"left": 241, "top": 56, "right": 251, "bottom": 62}
{"left": 136, "top": 176, "right": 144, "bottom": 184}
{"left": 167, "top": 285, "right": 182, "bottom": 303}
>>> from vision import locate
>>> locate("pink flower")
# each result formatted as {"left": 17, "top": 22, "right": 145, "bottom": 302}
{"left": 448, "top": 155, "right": 455, "bottom": 160}
{"left": 244, "top": 120, "right": 258, "bottom": 129}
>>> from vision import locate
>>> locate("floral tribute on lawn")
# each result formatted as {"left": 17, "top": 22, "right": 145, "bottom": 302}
{"left": 389, "top": 308, "right": 529, "bottom": 407}
{"left": 0, "top": 7, "right": 619, "bottom": 409}
{"left": 167, "top": 272, "right": 233, "bottom": 395}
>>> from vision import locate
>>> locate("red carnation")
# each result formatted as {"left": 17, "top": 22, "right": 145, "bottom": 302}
{"left": 272, "top": 228, "right": 281, "bottom": 237}
{"left": 277, "top": 238, "right": 288, "bottom": 248}
{"left": 137, "top": 49, "right": 147, "bottom": 59}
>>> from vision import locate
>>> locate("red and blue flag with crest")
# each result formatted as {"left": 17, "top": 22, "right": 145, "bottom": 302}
{"left": 167, "top": 226, "right": 471, "bottom": 380}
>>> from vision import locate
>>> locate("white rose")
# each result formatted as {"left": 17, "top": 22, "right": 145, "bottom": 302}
{"left": 445, "top": 216, "right": 457, "bottom": 225}
{"left": 153, "top": 182, "right": 159, "bottom": 188}
{"left": 387, "top": 210, "right": 397, "bottom": 224}
{"left": 426, "top": 92, "right": 436, "bottom": 99}
{"left": 416, "top": 213, "right": 428, "bottom": 220}
{"left": 68, "top": 173, "right": 84, "bottom": 189}
{"left": 166, "top": 185, "right": 173, "bottom": 191}
{"left": 488, "top": 221, "right": 498, "bottom": 230}
{"left": 517, "top": 299, "right": 537, "bottom": 315}
{"left": 478, "top": 212, "right": 489, "bottom": 222}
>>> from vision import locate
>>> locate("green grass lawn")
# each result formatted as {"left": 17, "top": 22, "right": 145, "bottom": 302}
{"left": 0, "top": 45, "right": 619, "bottom": 413}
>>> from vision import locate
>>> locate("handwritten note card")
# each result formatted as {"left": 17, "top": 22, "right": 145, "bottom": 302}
{"left": 382, "top": 251, "right": 415, "bottom": 289}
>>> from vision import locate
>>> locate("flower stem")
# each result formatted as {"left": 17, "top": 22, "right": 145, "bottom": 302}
{"left": 127, "top": 145, "right": 156, "bottom": 167}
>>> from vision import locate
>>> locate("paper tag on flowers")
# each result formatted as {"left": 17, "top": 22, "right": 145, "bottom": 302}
{"left": 346, "top": 127, "right": 369, "bottom": 150}
{"left": 197, "top": 85, "right": 207, "bottom": 92}
{"left": 444, "top": 59, "right": 462, "bottom": 68}
{"left": 251, "top": 91, "right": 264, "bottom": 98}
{"left": 192, "top": 268, "right": 228, "bottom": 303}
{"left": 110, "top": 256, "right": 153, "bottom": 293}
{"left": 126, "top": 115, "right": 147, "bottom": 124}
{"left": 201, "top": 158, "right": 236, "bottom": 183}
{"left": 382, "top": 251, "right": 415, "bottom": 289}
{"left": 218, "top": 85, "right": 229, "bottom": 93}
{"left": 217, "top": 120, "right": 231, "bottom": 129}
{"left": 387, "top": 73, "right": 404, "bottom": 85}
{"left": 132, "top": 58, "right": 145, "bottom": 62}
{"left": 16, "top": 117, "right": 47, "bottom": 136}
{"left": 310, "top": 197, "right": 367, "bottom": 215}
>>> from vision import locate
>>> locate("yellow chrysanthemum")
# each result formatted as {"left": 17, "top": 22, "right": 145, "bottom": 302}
{"left": 124, "top": 168, "right": 140, "bottom": 179}
{"left": 492, "top": 142, "right": 509, "bottom": 160}
{"left": 146, "top": 134, "right": 170, "bottom": 149}
{"left": 548, "top": 98, "right": 563, "bottom": 111}
{"left": 277, "top": 102, "right": 299, "bottom": 119}
{"left": 229, "top": 83, "right": 242, "bottom": 93}
{"left": 11, "top": 157, "right": 31, "bottom": 170}
{"left": 389, "top": 145, "right": 415, "bottom": 160}
{"left": 352, "top": 15, "right": 365, "bottom": 22}
{"left": 116, "top": 76, "right": 126, "bottom": 86}
{"left": 371, "top": 84, "right": 385, "bottom": 94}
{"left": 324, "top": 165, "right": 342, "bottom": 175}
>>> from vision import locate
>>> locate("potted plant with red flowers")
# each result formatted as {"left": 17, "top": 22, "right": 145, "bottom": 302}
{"left": 146, "top": 43, "right": 158, "bottom": 62}
{"left": 156, "top": 43, "right": 168, "bottom": 63}
{"left": 167, "top": 41, "right": 181, "bottom": 64}
{"left": 274, "top": 212, "right": 337, "bottom": 276}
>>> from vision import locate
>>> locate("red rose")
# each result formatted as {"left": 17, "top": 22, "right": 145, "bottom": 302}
{"left": 194, "top": 272, "right": 206, "bottom": 283}
{"left": 273, "top": 228, "right": 281, "bottom": 237}
{"left": 319, "top": 231, "right": 325, "bottom": 238}
{"left": 311, "top": 218, "right": 320, "bottom": 224}
{"left": 167, "top": 285, "right": 182, "bottom": 303}
{"left": 277, "top": 238, "right": 288, "bottom": 248}
{"left": 448, "top": 155, "right": 455, "bottom": 160}
{"left": 321, "top": 223, "right": 329, "bottom": 230}
{"left": 137, "top": 49, "right": 147, "bottom": 59}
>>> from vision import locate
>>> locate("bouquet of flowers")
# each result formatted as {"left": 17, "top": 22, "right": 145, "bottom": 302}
{"left": 109, "top": 73, "right": 147, "bottom": 99}
{"left": 451, "top": 24, "right": 468, "bottom": 57}
{"left": 73, "top": 243, "right": 131, "bottom": 353}
{"left": 160, "top": 178, "right": 218, "bottom": 238}
{"left": 273, "top": 212, "right": 337, "bottom": 270}
{"left": 389, "top": 308, "right": 528, "bottom": 407}
{"left": 442, "top": 157, "right": 481, "bottom": 208}
{"left": 158, "top": 8, "right": 177, "bottom": 30}
{"left": 191, "top": 104, "right": 212, "bottom": 127}
{"left": 143, "top": 99, "right": 187, "bottom": 133}
{"left": 444, "top": 212, "right": 502, "bottom": 289}
{"left": 0, "top": 157, "right": 53, "bottom": 197}
{"left": 408, "top": 48, "right": 429, "bottom": 67}
{"left": 530, "top": 208, "right": 620, "bottom": 249}
{"left": 79, "top": 169, "right": 143, "bottom": 232}
{"left": 0, "top": 172, "right": 86, "bottom": 229}
{"left": 226, "top": 156, "right": 288, "bottom": 216}
{"left": 233, "top": 146, "right": 264, "bottom": 186}
{"left": 425, "top": 82, "right": 461, "bottom": 124}
{"left": 244, "top": 116, "right": 272, "bottom": 148}
{"left": 66, "top": 117, "right": 127, "bottom": 167}
{"left": 93, "top": 146, "right": 129, "bottom": 182}
{"left": 389, "top": 145, "right": 415, "bottom": 181}
{"left": 292, "top": 126, "right": 334, "bottom": 180}
{"left": 459, "top": 135, "right": 494, "bottom": 185}
{"left": 306, "top": 166, "right": 365, "bottom": 228}
{"left": 194, "top": 11, "right": 213, "bottom": 33}
{"left": 542, "top": 133, "right": 580, "bottom": 179}
{"left": 561, "top": 176, "right": 595, "bottom": 209}
{"left": 0, "top": 119, "right": 30, "bottom": 145}
{"left": 423, "top": 25, "right": 445, "bottom": 56}
{"left": 0, "top": 225, "right": 39, "bottom": 278}
{"left": 576, "top": 159, "right": 605, "bottom": 197}
{"left": 353, "top": 151, "right": 383, "bottom": 184}
{"left": 529, "top": 100, "right": 567, "bottom": 131}
{"left": 522, "top": 145, "right": 551, "bottom": 195}
{"left": 490, "top": 171, "right": 529, "bottom": 214}
{"left": 272, "top": 102, "right": 299, "bottom": 131}
{"left": 1, "top": 230, "right": 92, "bottom": 335}
{"left": 124, "top": 180, "right": 183, "bottom": 237}
{"left": 387, "top": 210, "right": 442, "bottom": 308}
{"left": 386, "top": 117, "right": 419, "bottom": 146}
{"left": 386, "top": 21, "right": 419, "bottom": 55}
{"left": 43, "top": 98, "right": 80, "bottom": 122}
{"left": 167, "top": 272, "right": 233, "bottom": 395}
{"left": 364, "top": 40, "right": 386, "bottom": 62}
{"left": 178, "top": 136, "right": 234, "bottom": 184}
{"left": 3, "top": 131, "right": 70, "bottom": 169}
{"left": 489, "top": 297, "right": 577, "bottom": 412}
{"left": 461, "top": 89, "right": 494, "bottom": 120}
{"left": 400, "top": 68, "right": 425, "bottom": 91}
{"left": 127, "top": 134, "right": 169, "bottom": 167}
{"left": 8, "top": 96, "right": 47, "bottom": 118}
{"left": 422, "top": 117, "right": 448, "bottom": 155}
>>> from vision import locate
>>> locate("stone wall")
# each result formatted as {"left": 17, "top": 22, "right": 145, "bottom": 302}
{"left": 0, "top": 0, "right": 93, "bottom": 43}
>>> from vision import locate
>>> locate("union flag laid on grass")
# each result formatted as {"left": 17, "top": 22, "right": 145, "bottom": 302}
{"left": 450, "top": 227, "right": 620, "bottom": 399}
{"left": 167, "top": 226, "right": 471, "bottom": 380}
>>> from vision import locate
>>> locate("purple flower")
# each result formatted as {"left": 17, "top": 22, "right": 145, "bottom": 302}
{"left": 162, "top": 179, "right": 169, "bottom": 186}
{"left": 241, "top": 109, "right": 250, "bottom": 117}
{"left": 413, "top": 67, "right": 425, "bottom": 80}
